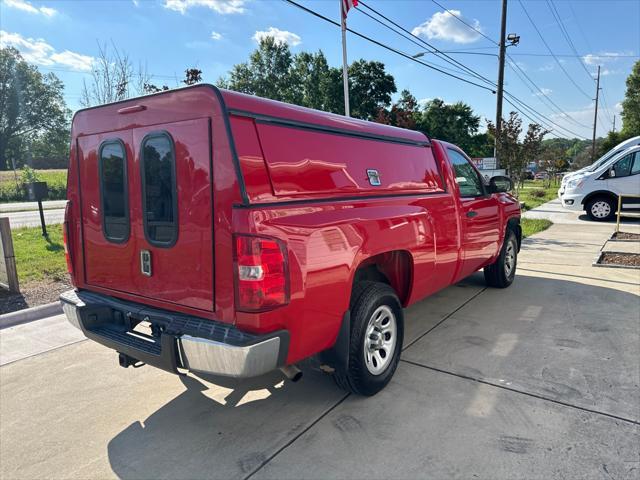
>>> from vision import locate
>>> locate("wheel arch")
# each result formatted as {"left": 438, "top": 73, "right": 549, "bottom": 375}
{"left": 581, "top": 190, "right": 617, "bottom": 207}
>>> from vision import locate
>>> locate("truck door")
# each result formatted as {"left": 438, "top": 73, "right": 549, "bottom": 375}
{"left": 78, "top": 118, "right": 214, "bottom": 311}
{"left": 446, "top": 147, "right": 501, "bottom": 280}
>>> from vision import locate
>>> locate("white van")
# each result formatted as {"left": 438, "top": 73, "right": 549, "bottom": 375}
{"left": 559, "top": 145, "right": 640, "bottom": 221}
{"left": 561, "top": 136, "right": 640, "bottom": 187}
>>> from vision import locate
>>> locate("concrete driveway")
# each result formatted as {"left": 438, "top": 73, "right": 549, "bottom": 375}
{"left": 1, "top": 202, "right": 638, "bottom": 479}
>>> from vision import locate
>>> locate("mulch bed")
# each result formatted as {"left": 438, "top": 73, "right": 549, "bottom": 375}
{"left": 599, "top": 252, "right": 640, "bottom": 268}
{"left": 0, "top": 279, "right": 71, "bottom": 315}
{"left": 611, "top": 231, "right": 640, "bottom": 241}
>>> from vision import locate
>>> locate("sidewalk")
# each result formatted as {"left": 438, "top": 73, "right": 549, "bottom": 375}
{"left": 0, "top": 200, "right": 67, "bottom": 213}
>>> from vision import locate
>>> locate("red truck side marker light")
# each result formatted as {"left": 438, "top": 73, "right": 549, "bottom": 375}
{"left": 234, "top": 235, "right": 289, "bottom": 311}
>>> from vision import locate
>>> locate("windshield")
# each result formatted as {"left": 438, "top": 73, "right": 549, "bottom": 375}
{"left": 587, "top": 150, "right": 619, "bottom": 172}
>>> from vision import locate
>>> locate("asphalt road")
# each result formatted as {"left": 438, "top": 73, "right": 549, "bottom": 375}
{"left": 1, "top": 203, "right": 638, "bottom": 479}
{"left": 0, "top": 200, "right": 66, "bottom": 228}
{"left": 0, "top": 208, "right": 65, "bottom": 228}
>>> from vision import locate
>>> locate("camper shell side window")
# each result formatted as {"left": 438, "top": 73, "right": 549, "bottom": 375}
{"left": 99, "top": 139, "right": 130, "bottom": 243}
{"left": 140, "top": 131, "right": 178, "bottom": 248}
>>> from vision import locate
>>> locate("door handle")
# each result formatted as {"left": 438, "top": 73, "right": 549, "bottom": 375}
{"left": 466, "top": 211, "right": 478, "bottom": 218}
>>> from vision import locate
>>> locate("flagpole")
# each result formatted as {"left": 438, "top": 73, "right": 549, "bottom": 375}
{"left": 340, "top": 0, "right": 350, "bottom": 117}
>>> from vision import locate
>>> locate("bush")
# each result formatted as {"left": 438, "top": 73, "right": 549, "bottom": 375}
{"left": 530, "top": 189, "right": 547, "bottom": 198}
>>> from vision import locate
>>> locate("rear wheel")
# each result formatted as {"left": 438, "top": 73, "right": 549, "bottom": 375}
{"left": 586, "top": 196, "right": 615, "bottom": 221}
{"left": 484, "top": 230, "right": 518, "bottom": 288}
{"left": 333, "top": 281, "right": 403, "bottom": 396}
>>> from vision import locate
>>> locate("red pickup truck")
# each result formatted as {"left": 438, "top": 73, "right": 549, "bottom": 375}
{"left": 61, "top": 85, "right": 521, "bottom": 395}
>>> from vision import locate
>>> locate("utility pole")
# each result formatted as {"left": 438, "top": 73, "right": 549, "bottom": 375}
{"left": 612, "top": 114, "right": 616, "bottom": 133}
{"left": 591, "top": 65, "right": 601, "bottom": 161}
{"left": 494, "top": 0, "right": 508, "bottom": 168}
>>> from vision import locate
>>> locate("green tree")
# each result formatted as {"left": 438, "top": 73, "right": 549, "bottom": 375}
{"left": 417, "top": 99, "right": 482, "bottom": 154}
{"left": 621, "top": 60, "right": 640, "bottom": 136}
{"left": 221, "top": 38, "right": 297, "bottom": 103}
{"left": 0, "top": 47, "right": 70, "bottom": 171}
{"left": 347, "top": 60, "right": 396, "bottom": 120}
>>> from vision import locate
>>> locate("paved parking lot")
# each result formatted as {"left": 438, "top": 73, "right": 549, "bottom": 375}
{"left": 1, "top": 204, "right": 638, "bottom": 479}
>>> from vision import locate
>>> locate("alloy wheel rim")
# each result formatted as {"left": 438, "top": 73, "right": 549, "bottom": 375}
{"left": 592, "top": 201, "right": 611, "bottom": 218}
{"left": 504, "top": 240, "right": 516, "bottom": 277}
{"left": 363, "top": 305, "right": 397, "bottom": 376}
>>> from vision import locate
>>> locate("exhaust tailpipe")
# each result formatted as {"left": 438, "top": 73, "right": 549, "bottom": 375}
{"left": 280, "top": 364, "right": 303, "bottom": 382}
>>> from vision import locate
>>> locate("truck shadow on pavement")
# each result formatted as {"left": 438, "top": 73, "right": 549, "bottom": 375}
{"left": 104, "top": 273, "right": 639, "bottom": 480}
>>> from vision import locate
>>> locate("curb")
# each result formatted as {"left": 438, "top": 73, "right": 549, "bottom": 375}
{"left": 0, "top": 302, "right": 63, "bottom": 330}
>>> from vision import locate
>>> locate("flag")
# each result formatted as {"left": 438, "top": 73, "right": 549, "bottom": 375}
{"left": 342, "top": 0, "right": 358, "bottom": 19}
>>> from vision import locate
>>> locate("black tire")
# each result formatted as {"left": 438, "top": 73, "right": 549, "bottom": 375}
{"left": 333, "top": 281, "right": 404, "bottom": 396}
{"left": 484, "top": 230, "right": 518, "bottom": 288}
{"left": 585, "top": 196, "right": 616, "bottom": 221}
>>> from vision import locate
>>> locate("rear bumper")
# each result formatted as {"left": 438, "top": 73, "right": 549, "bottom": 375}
{"left": 60, "top": 290, "right": 288, "bottom": 378}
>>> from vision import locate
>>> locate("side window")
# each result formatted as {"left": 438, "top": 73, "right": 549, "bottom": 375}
{"left": 612, "top": 153, "right": 634, "bottom": 178}
{"left": 630, "top": 152, "right": 640, "bottom": 175}
{"left": 141, "top": 132, "right": 177, "bottom": 247}
{"left": 99, "top": 140, "right": 129, "bottom": 243}
{"left": 447, "top": 148, "right": 484, "bottom": 197}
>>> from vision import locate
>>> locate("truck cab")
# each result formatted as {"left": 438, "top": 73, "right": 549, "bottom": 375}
{"left": 61, "top": 85, "right": 520, "bottom": 395}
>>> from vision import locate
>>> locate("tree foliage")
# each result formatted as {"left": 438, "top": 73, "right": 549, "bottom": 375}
{"left": 621, "top": 60, "right": 640, "bottom": 137}
{"left": 219, "top": 38, "right": 397, "bottom": 120}
{"left": 0, "top": 47, "right": 70, "bottom": 171}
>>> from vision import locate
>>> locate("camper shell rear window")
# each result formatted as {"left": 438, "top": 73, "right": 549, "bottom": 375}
{"left": 99, "top": 139, "right": 129, "bottom": 243}
{"left": 140, "top": 131, "right": 178, "bottom": 248}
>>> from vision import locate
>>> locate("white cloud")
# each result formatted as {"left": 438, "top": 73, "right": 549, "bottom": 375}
{"left": 163, "top": 0, "right": 245, "bottom": 14}
{"left": 0, "top": 31, "right": 94, "bottom": 71}
{"left": 210, "top": 31, "right": 222, "bottom": 40}
{"left": 132, "top": 0, "right": 139, "bottom": 6}
{"left": 411, "top": 10, "right": 482, "bottom": 44}
{"left": 538, "top": 63, "right": 554, "bottom": 72}
{"left": 534, "top": 88, "right": 552, "bottom": 97}
{"left": 253, "top": 27, "right": 301, "bottom": 46}
{"left": 4, "top": 0, "right": 57, "bottom": 16}
{"left": 583, "top": 51, "right": 632, "bottom": 65}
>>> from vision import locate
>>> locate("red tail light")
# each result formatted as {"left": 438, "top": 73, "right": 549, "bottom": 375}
{"left": 63, "top": 201, "right": 73, "bottom": 276}
{"left": 234, "top": 235, "right": 289, "bottom": 312}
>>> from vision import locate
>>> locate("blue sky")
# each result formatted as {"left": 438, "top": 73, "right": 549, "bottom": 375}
{"left": 1, "top": 0, "right": 639, "bottom": 139}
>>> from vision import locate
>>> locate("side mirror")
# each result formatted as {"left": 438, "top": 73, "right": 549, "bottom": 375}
{"left": 489, "top": 175, "right": 513, "bottom": 193}
{"left": 609, "top": 167, "right": 616, "bottom": 178}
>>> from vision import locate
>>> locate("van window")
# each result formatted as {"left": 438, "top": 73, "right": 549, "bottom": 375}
{"left": 448, "top": 148, "right": 484, "bottom": 197}
{"left": 612, "top": 152, "right": 635, "bottom": 178}
{"left": 630, "top": 152, "right": 640, "bottom": 175}
{"left": 141, "top": 132, "right": 177, "bottom": 247}
{"left": 99, "top": 140, "right": 129, "bottom": 243}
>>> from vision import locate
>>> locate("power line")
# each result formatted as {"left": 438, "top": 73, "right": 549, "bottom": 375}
{"left": 518, "top": 0, "right": 593, "bottom": 99}
{"left": 282, "top": 0, "right": 496, "bottom": 92}
{"left": 427, "top": 0, "right": 499, "bottom": 46}
{"left": 420, "top": 0, "right": 593, "bottom": 132}
{"left": 545, "top": 0, "right": 594, "bottom": 80}
{"left": 354, "top": 6, "right": 493, "bottom": 82}
{"left": 357, "top": 0, "right": 497, "bottom": 88}
{"left": 360, "top": 0, "right": 588, "bottom": 137}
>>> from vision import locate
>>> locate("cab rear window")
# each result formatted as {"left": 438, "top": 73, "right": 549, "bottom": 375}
{"left": 99, "top": 140, "right": 129, "bottom": 243}
{"left": 141, "top": 132, "right": 178, "bottom": 247}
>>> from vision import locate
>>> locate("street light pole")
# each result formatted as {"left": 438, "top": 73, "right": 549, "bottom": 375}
{"left": 494, "top": 0, "right": 508, "bottom": 169}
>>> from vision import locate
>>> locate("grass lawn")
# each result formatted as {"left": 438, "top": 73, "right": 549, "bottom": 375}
{"left": 521, "top": 218, "right": 552, "bottom": 238}
{"left": 516, "top": 180, "right": 559, "bottom": 211}
{"left": 12, "top": 224, "right": 68, "bottom": 284}
{"left": 0, "top": 169, "right": 68, "bottom": 202}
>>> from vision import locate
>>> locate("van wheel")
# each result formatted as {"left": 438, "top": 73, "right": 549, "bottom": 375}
{"left": 333, "top": 281, "right": 403, "bottom": 396}
{"left": 484, "top": 230, "right": 518, "bottom": 288}
{"left": 586, "top": 196, "right": 615, "bottom": 221}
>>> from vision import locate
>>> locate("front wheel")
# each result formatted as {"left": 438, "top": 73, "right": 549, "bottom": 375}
{"left": 484, "top": 230, "right": 518, "bottom": 288}
{"left": 586, "top": 196, "right": 616, "bottom": 221}
{"left": 333, "top": 281, "right": 404, "bottom": 396}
